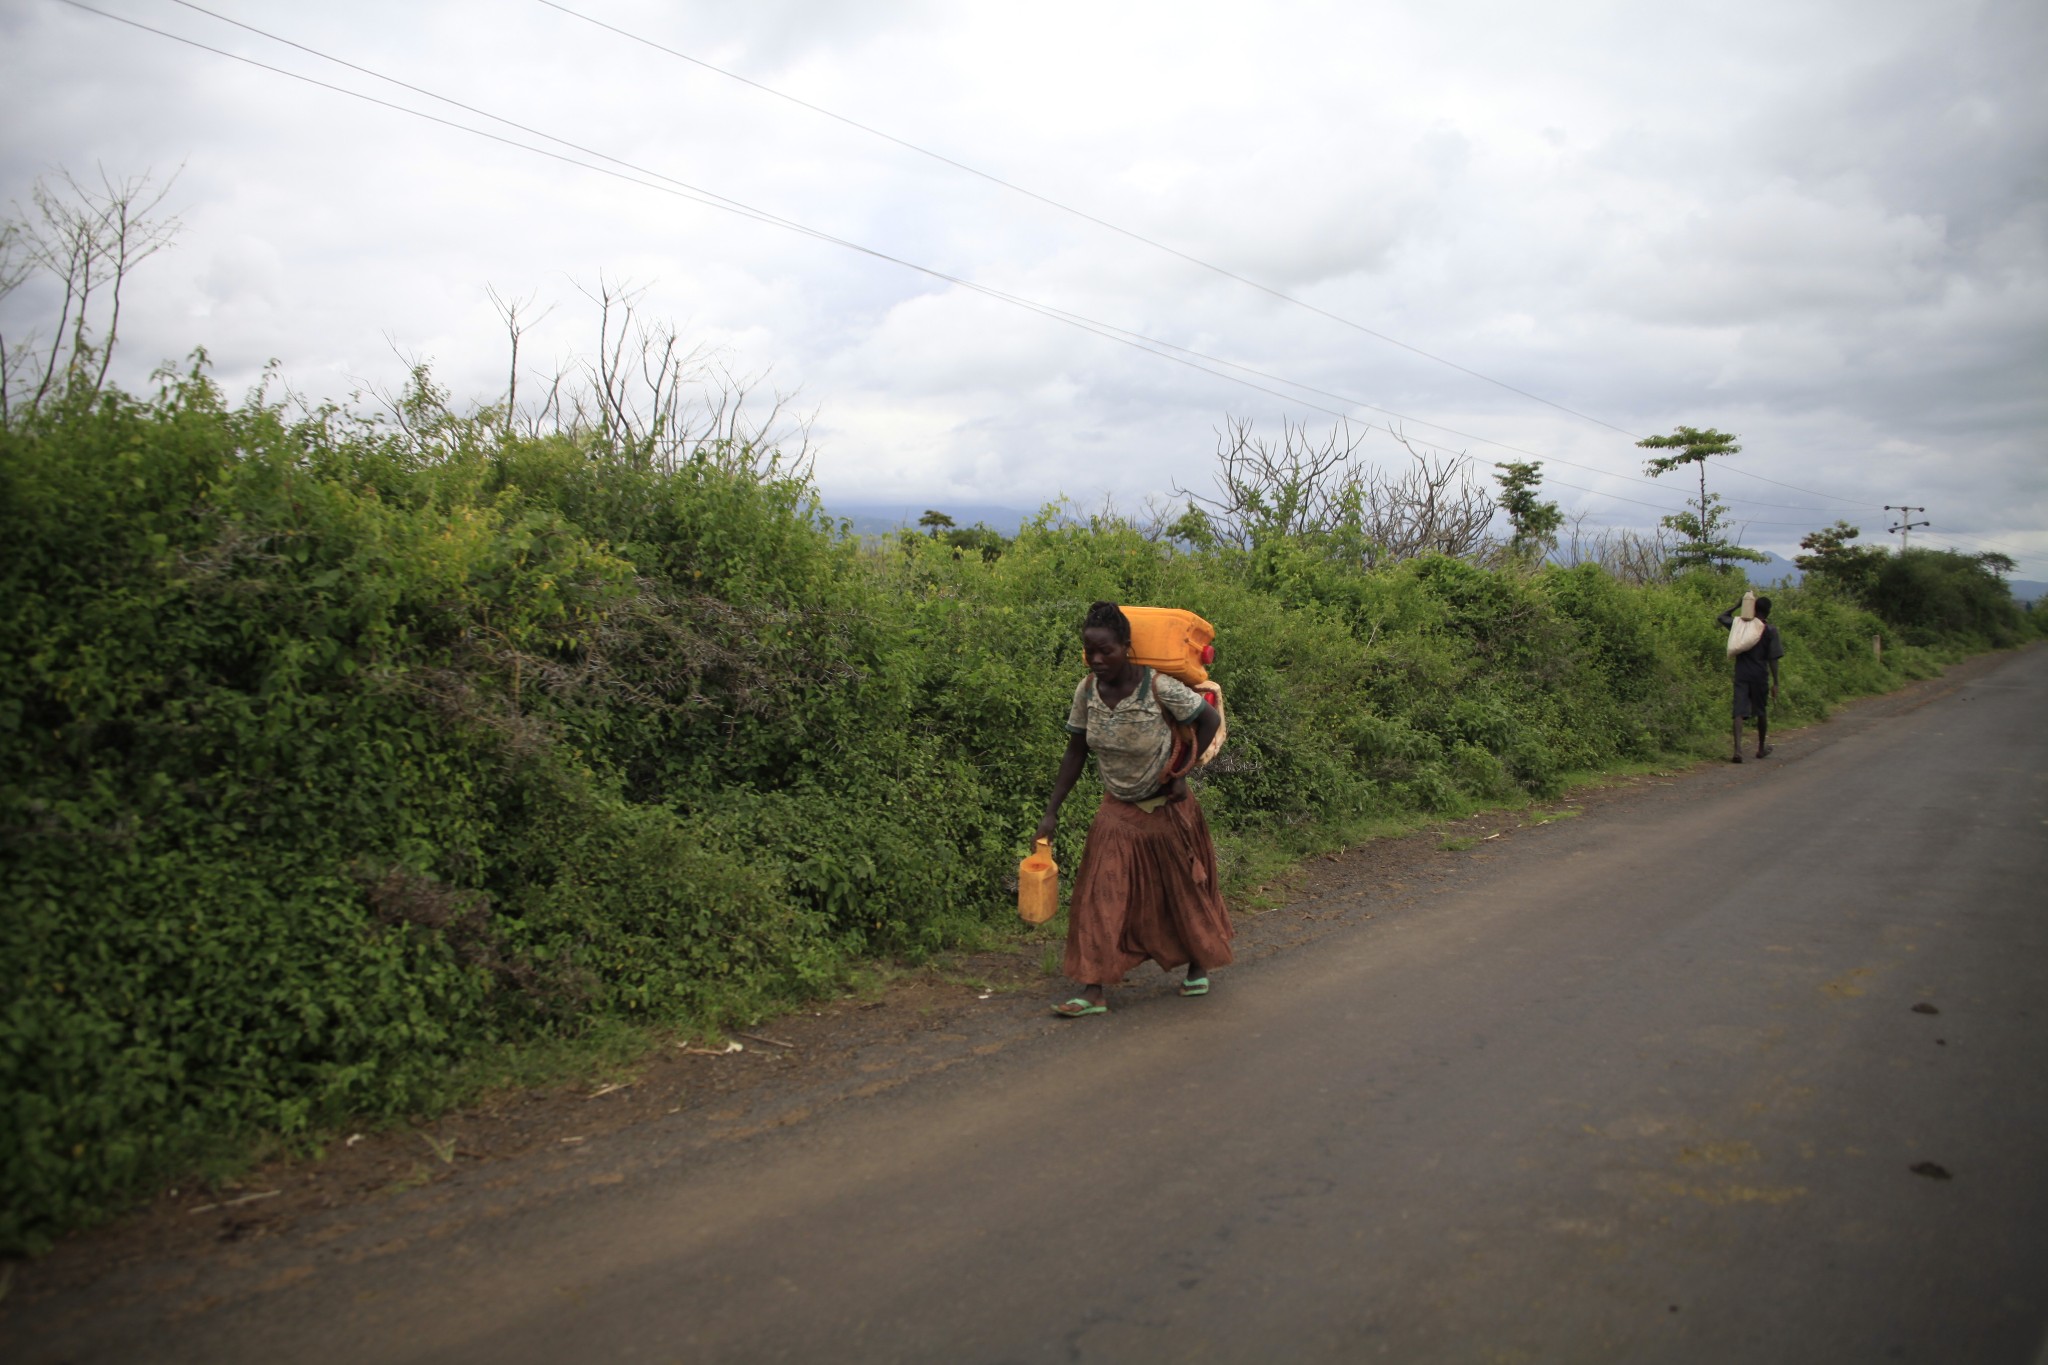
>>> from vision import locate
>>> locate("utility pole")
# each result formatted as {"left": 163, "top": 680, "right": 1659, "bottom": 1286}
{"left": 1884, "top": 504, "right": 1929, "bottom": 551}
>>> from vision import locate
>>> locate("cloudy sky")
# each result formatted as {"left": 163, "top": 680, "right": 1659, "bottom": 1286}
{"left": 4, "top": 0, "right": 2044, "bottom": 571}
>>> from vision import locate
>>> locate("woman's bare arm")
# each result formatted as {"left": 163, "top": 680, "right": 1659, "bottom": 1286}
{"left": 1035, "top": 732, "right": 1090, "bottom": 843}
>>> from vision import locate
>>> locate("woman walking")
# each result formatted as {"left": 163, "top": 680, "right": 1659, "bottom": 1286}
{"left": 1036, "top": 601, "right": 1234, "bottom": 1016}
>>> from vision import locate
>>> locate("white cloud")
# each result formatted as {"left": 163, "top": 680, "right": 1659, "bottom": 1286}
{"left": 1, "top": 0, "right": 2042, "bottom": 571}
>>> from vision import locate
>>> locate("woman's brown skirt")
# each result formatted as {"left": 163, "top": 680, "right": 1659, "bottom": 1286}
{"left": 1064, "top": 793, "right": 1235, "bottom": 985}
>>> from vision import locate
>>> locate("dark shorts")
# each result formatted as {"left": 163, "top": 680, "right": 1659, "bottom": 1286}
{"left": 1732, "top": 677, "right": 1770, "bottom": 718}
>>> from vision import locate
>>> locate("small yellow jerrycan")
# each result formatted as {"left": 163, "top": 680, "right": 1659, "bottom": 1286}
{"left": 1018, "top": 838, "right": 1059, "bottom": 924}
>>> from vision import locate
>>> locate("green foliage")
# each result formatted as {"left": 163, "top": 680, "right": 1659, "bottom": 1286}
{"left": 1972, "top": 551, "right": 2018, "bottom": 580}
{"left": 0, "top": 366, "right": 2018, "bottom": 1251}
{"left": 1863, "top": 548, "right": 2032, "bottom": 648}
{"left": 1637, "top": 425, "right": 1764, "bottom": 570}
{"left": 1493, "top": 460, "right": 1563, "bottom": 561}
{"left": 909, "top": 514, "right": 1013, "bottom": 564}
{"left": 1636, "top": 425, "right": 1741, "bottom": 478}
{"left": 1796, "top": 521, "right": 1888, "bottom": 601}
{"left": 1658, "top": 494, "right": 1768, "bottom": 571}
{"left": 1790, "top": 525, "right": 2031, "bottom": 651}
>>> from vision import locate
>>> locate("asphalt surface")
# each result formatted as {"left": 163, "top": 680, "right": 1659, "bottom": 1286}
{"left": 10, "top": 646, "right": 2048, "bottom": 1364}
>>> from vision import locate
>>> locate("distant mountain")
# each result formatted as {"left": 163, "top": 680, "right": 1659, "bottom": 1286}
{"left": 2009, "top": 580, "right": 2045, "bottom": 606}
{"left": 1747, "top": 551, "right": 1803, "bottom": 587}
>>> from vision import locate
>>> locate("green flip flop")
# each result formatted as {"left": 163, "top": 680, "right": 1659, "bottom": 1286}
{"left": 1052, "top": 997, "right": 1107, "bottom": 1017}
{"left": 1179, "top": 976, "right": 1210, "bottom": 997}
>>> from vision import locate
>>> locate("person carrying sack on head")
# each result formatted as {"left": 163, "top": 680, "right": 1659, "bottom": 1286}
{"left": 1717, "top": 591, "right": 1784, "bottom": 762}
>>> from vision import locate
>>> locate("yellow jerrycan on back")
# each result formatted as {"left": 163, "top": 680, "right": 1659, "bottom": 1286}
{"left": 1121, "top": 606, "right": 1216, "bottom": 686}
{"left": 1017, "top": 839, "right": 1059, "bottom": 924}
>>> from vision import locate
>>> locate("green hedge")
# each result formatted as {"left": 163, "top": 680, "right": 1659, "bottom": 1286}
{"left": 0, "top": 370, "right": 2025, "bottom": 1250}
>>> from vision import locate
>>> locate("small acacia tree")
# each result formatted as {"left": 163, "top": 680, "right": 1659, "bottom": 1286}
{"left": 1637, "top": 425, "right": 1765, "bottom": 571}
{"left": 1794, "top": 521, "right": 1888, "bottom": 602}
{"left": 1493, "top": 460, "right": 1563, "bottom": 565}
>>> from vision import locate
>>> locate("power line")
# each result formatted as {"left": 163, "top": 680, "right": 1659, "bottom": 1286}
{"left": 61, "top": 0, "right": 1893, "bottom": 531}
{"left": 284, "top": 13, "right": 1865, "bottom": 520}
{"left": 30, "top": 6, "right": 1498, "bottom": 499}
{"left": 537, "top": 2, "right": 1899, "bottom": 520}
{"left": 1533, "top": 475, "right": 1682, "bottom": 515}
{"left": 1928, "top": 526, "right": 2026, "bottom": 555}
{"left": 1896, "top": 517, "right": 2040, "bottom": 564}
{"left": 1904, "top": 525, "right": 2038, "bottom": 568}
{"left": 535, "top": 0, "right": 1651, "bottom": 444}
{"left": 1008, "top": 297, "right": 1862, "bottom": 516}
{"left": 159, "top": 0, "right": 652, "bottom": 164}
{"left": 1718, "top": 465, "right": 1875, "bottom": 506}
{"left": 166, "top": 0, "right": 1589, "bottom": 481}
{"left": 60, "top": 0, "right": 1691, "bottom": 524}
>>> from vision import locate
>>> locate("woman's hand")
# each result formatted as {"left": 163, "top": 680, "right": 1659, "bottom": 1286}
{"left": 1033, "top": 813, "right": 1059, "bottom": 845}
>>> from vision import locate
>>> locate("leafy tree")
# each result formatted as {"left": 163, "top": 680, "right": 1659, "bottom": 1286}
{"left": 1164, "top": 500, "right": 1219, "bottom": 552}
{"left": 1973, "top": 551, "right": 2017, "bottom": 579}
{"left": 1865, "top": 547, "right": 2027, "bottom": 646}
{"left": 903, "top": 510, "right": 1008, "bottom": 562}
{"left": 940, "top": 521, "right": 1010, "bottom": 563}
{"left": 1795, "top": 521, "right": 1887, "bottom": 602}
{"left": 1493, "top": 460, "right": 1562, "bottom": 563}
{"left": 1637, "top": 426, "right": 1764, "bottom": 570}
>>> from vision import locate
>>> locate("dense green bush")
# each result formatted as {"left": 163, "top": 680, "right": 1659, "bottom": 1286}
{"left": 0, "top": 366, "right": 2023, "bottom": 1251}
{"left": 1863, "top": 549, "right": 2032, "bottom": 648}
{"left": 1795, "top": 522, "right": 2034, "bottom": 652}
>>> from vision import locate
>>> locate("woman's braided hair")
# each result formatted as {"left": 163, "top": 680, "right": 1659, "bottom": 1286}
{"left": 1083, "top": 600, "right": 1132, "bottom": 645}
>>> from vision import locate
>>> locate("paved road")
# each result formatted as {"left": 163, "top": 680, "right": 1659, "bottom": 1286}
{"left": 13, "top": 647, "right": 2048, "bottom": 1363}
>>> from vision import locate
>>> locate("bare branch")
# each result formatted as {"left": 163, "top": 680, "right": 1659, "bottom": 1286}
{"left": 523, "top": 274, "right": 813, "bottom": 478}
{"left": 487, "top": 284, "right": 552, "bottom": 435}
{"left": 90, "top": 166, "right": 182, "bottom": 395}
{"left": 1171, "top": 416, "right": 1495, "bottom": 566}
{"left": 1171, "top": 415, "right": 1365, "bottom": 549}
{"left": 1555, "top": 511, "right": 1672, "bottom": 584}
{"left": 3, "top": 165, "right": 180, "bottom": 416}
{"left": 1342, "top": 431, "right": 1496, "bottom": 567}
